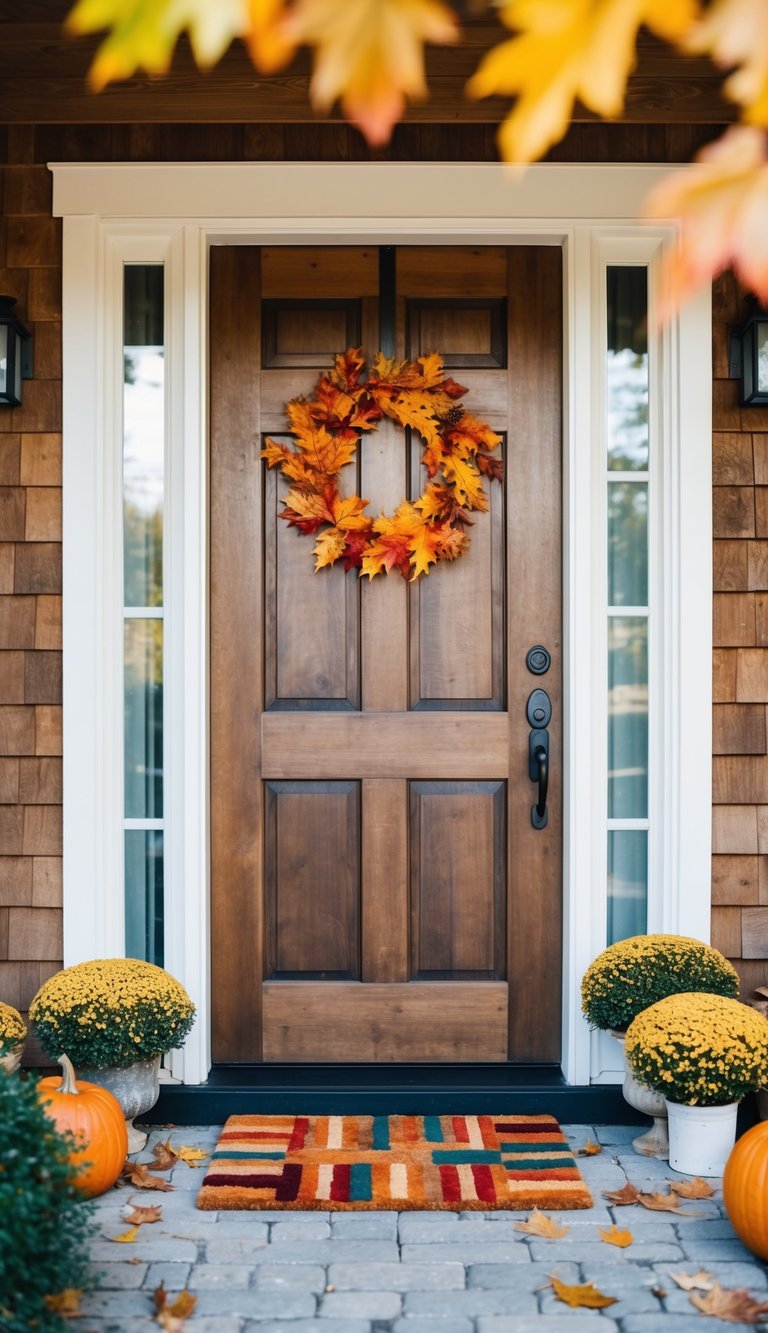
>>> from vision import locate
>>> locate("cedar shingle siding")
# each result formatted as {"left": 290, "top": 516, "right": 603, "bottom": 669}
{"left": 0, "top": 121, "right": 765, "bottom": 1053}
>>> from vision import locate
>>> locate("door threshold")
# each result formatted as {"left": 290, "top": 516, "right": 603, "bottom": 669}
{"left": 149, "top": 1064, "right": 644, "bottom": 1124}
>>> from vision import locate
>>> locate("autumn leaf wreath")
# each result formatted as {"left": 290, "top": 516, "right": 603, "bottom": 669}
{"left": 261, "top": 347, "right": 503, "bottom": 581}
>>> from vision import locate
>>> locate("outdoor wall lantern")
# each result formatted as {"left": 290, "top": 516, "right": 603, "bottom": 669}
{"left": 0, "top": 294, "right": 33, "bottom": 407}
{"left": 730, "top": 303, "right": 768, "bottom": 406}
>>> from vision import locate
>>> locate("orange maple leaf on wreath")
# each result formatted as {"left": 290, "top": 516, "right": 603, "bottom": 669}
{"left": 261, "top": 347, "right": 503, "bottom": 581}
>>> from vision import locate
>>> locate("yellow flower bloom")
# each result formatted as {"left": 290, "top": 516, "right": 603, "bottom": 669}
{"left": 625, "top": 992, "right": 768, "bottom": 1106}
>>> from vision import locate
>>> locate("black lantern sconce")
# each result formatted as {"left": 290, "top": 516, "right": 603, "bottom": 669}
{"left": 0, "top": 295, "right": 33, "bottom": 407}
{"left": 730, "top": 302, "right": 768, "bottom": 407}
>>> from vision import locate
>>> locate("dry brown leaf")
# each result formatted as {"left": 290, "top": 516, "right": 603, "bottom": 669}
{"left": 43, "top": 1289, "right": 83, "bottom": 1318}
{"left": 123, "top": 1204, "right": 163, "bottom": 1225}
{"left": 111, "top": 1225, "right": 139, "bottom": 1243}
{"left": 151, "top": 1138, "right": 180, "bottom": 1170}
{"left": 668, "top": 1269, "right": 717, "bottom": 1292}
{"left": 598, "top": 1224, "right": 634, "bottom": 1248}
{"left": 174, "top": 1145, "right": 208, "bottom": 1168}
{"left": 576, "top": 1139, "right": 603, "bottom": 1157}
{"left": 120, "top": 1161, "right": 174, "bottom": 1192}
{"left": 549, "top": 1275, "right": 618, "bottom": 1309}
{"left": 666, "top": 1176, "right": 716, "bottom": 1199}
{"left": 690, "top": 1283, "right": 768, "bottom": 1323}
{"left": 602, "top": 1182, "right": 642, "bottom": 1206}
{"left": 638, "top": 1189, "right": 701, "bottom": 1214}
{"left": 154, "top": 1287, "right": 198, "bottom": 1331}
{"left": 515, "top": 1208, "right": 569, "bottom": 1238}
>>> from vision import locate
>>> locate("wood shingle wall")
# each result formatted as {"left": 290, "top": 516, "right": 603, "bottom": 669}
{"left": 712, "top": 271, "right": 768, "bottom": 996}
{"left": 0, "top": 121, "right": 765, "bottom": 1053}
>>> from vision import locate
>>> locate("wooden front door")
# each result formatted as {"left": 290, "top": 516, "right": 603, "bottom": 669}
{"left": 210, "top": 244, "right": 562, "bottom": 1065}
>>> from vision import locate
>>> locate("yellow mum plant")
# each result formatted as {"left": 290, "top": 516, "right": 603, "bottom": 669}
{"left": 581, "top": 934, "right": 739, "bottom": 1033}
{"left": 29, "top": 959, "right": 195, "bottom": 1070}
{"left": 0, "top": 1000, "right": 26, "bottom": 1053}
{"left": 625, "top": 992, "right": 768, "bottom": 1107}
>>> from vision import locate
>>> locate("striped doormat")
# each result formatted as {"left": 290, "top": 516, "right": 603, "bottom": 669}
{"left": 196, "top": 1113, "right": 593, "bottom": 1211}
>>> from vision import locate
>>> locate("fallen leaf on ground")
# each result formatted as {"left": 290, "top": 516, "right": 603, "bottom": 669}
{"left": 515, "top": 1209, "right": 569, "bottom": 1238}
{"left": 154, "top": 1287, "right": 197, "bottom": 1330}
{"left": 668, "top": 1269, "right": 717, "bottom": 1292}
{"left": 576, "top": 1139, "right": 603, "bottom": 1156}
{"left": 151, "top": 1139, "right": 180, "bottom": 1170}
{"left": 638, "top": 1190, "right": 702, "bottom": 1215}
{"left": 602, "top": 1182, "right": 642, "bottom": 1205}
{"left": 123, "top": 1204, "right": 162, "bottom": 1225}
{"left": 549, "top": 1275, "right": 618, "bottom": 1309}
{"left": 43, "top": 1289, "right": 82, "bottom": 1318}
{"left": 667, "top": 1176, "right": 715, "bottom": 1199}
{"left": 599, "top": 1224, "right": 634, "bottom": 1248}
{"left": 111, "top": 1225, "right": 139, "bottom": 1243}
{"left": 174, "top": 1145, "right": 208, "bottom": 1167}
{"left": 120, "top": 1161, "right": 174, "bottom": 1191}
{"left": 690, "top": 1283, "right": 768, "bottom": 1323}
{"left": 651, "top": 1286, "right": 667, "bottom": 1299}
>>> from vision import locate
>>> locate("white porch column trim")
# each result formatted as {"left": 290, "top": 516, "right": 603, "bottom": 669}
{"left": 53, "top": 162, "right": 712, "bottom": 1086}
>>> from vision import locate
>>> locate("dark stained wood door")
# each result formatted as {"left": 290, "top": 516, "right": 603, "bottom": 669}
{"left": 210, "top": 244, "right": 562, "bottom": 1063}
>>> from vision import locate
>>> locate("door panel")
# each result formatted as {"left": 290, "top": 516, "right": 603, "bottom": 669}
{"left": 210, "top": 243, "right": 562, "bottom": 1064}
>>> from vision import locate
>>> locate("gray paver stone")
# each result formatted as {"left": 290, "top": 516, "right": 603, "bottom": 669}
{"left": 192, "top": 1288, "right": 317, "bottom": 1317}
{"left": 243, "top": 1323, "right": 370, "bottom": 1333}
{"left": 477, "top": 1318, "right": 619, "bottom": 1333}
{"left": 401, "top": 1243, "right": 530, "bottom": 1264}
{"left": 271, "top": 1220, "right": 332, "bottom": 1241}
{"left": 404, "top": 1289, "right": 539, "bottom": 1316}
{"left": 619, "top": 1318, "right": 754, "bottom": 1333}
{"left": 214, "top": 1239, "right": 401, "bottom": 1264}
{"left": 206, "top": 1237, "right": 271, "bottom": 1262}
{"left": 539, "top": 1288, "right": 663, "bottom": 1316}
{"left": 142, "top": 1261, "right": 193, "bottom": 1289}
{"left": 79, "top": 1290, "right": 157, "bottom": 1318}
{"left": 255, "top": 1264, "right": 327, "bottom": 1291}
{"left": 90, "top": 1262, "right": 149, "bottom": 1290}
{"left": 328, "top": 1261, "right": 466, "bottom": 1290}
{"left": 652, "top": 1261, "right": 768, "bottom": 1289}
{"left": 89, "top": 1239, "right": 199, "bottom": 1263}
{"left": 580, "top": 1264, "right": 669, "bottom": 1289}
{"left": 467, "top": 1261, "right": 580, "bottom": 1289}
{"left": 203, "top": 1221, "right": 278, "bottom": 1239}
{"left": 187, "top": 1263, "right": 254, "bottom": 1288}
{"left": 392, "top": 1319, "right": 474, "bottom": 1333}
{"left": 320, "top": 1290, "right": 403, "bottom": 1318}
{"left": 679, "top": 1240, "right": 757, "bottom": 1261}
{"left": 332, "top": 1213, "right": 398, "bottom": 1238}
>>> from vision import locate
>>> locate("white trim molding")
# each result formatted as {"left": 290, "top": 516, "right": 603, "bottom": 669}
{"left": 54, "top": 162, "right": 712, "bottom": 1086}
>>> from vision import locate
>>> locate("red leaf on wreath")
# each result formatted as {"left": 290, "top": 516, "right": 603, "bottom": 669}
{"left": 476, "top": 450, "right": 504, "bottom": 482}
{"left": 329, "top": 347, "right": 367, "bottom": 391}
{"left": 342, "top": 529, "right": 372, "bottom": 571}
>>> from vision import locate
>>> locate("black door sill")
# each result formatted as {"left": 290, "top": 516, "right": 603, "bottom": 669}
{"left": 146, "top": 1063, "right": 646, "bottom": 1124}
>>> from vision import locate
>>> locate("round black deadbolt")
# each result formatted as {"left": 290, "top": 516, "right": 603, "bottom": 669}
{"left": 526, "top": 645, "right": 551, "bottom": 675}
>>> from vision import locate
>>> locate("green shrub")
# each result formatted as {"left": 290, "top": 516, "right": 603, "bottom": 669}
{"left": 0, "top": 1071, "right": 95, "bottom": 1332}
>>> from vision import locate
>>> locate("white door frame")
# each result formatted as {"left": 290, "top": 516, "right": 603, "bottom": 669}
{"left": 52, "top": 162, "right": 712, "bottom": 1085}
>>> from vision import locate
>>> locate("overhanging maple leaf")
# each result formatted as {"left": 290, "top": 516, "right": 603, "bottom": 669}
{"left": 467, "top": 0, "right": 698, "bottom": 164}
{"left": 685, "top": 0, "right": 768, "bottom": 125}
{"left": 284, "top": 0, "right": 458, "bottom": 146}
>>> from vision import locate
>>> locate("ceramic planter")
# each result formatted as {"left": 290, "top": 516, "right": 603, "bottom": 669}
{"left": 611, "top": 1030, "right": 669, "bottom": 1158}
{"left": 666, "top": 1098, "right": 739, "bottom": 1177}
{"left": 79, "top": 1054, "right": 161, "bottom": 1152}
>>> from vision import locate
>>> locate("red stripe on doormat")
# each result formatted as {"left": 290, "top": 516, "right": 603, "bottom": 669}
{"left": 439, "top": 1164, "right": 462, "bottom": 1203}
{"left": 472, "top": 1163, "right": 497, "bottom": 1204}
{"left": 331, "top": 1163, "right": 350, "bottom": 1202}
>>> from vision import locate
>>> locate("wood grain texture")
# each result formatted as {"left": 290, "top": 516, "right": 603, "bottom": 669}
{"left": 262, "top": 711, "right": 509, "bottom": 778}
{"left": 505, "top": 248, "right": 562, "bottom": 1061}
{"left": 209, "top": 247, "right": 265, "bottom": 1062}
{"left": 262, "top": 982, "right": 509, "bottom": 1061}
{"left": 361, "top": 779, "right": 409, "bottom": 983}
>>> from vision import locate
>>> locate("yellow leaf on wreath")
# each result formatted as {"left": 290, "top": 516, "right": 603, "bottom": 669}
{"left": 441, "top": 453, "right": 488, "bottom": 509}
{"left": 245, "top": 0, "right": 296, "bottom": 74}
{"left": 468, "top": 0, "right": 698, "bottom": 164}
{"left": 515, "top": 1208, "right": 569, "bottom": 1238}
{"left": 599, "top": 1224, "right": 634, "bottom": 1248}
{"left": 285, "top": 0, "right": 458, "bottom": 146}
{"left": 313, "top": 526, "right": 348, "bottom": 569}
{"left": 549, "top": 1275, "right": 618, "bottom": 1309}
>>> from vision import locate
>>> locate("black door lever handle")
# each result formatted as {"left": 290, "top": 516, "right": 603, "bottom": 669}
{"left": 526, "top": 688, "right": 551, "bottom": 830}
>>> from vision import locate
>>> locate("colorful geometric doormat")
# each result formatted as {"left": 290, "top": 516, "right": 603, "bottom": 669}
{"left": 196, "top": 1114, "right": 593, "bottom": 1211}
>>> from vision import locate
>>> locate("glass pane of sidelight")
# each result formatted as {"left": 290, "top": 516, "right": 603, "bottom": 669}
{"left": 606, "top": 267, "right": 648, "bottom": 472}
{"left": 124, "top": 265, "right": 164, "bottom": 608}
{"left": 608, "top": 481, "right": 648, "bottom": 606}
{"left": 125, "top": 829, "right": 164, "bottom": 965}
{"left": 608, "top": 617, "right": 648, "bottom": 819}
{"left": 607, "top": 829, "right": 648, "bottom": 944}
{"left": 124, "top": 618, "right": 163, "bottom": 819}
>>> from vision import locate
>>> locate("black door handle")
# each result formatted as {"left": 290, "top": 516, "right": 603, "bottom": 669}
{"left": 526, "top": 689, "right": 551, "bottom": 830}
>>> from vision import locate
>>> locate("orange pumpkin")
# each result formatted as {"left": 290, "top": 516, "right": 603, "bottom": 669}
{"left": 38, "top": 1053, "right": 128, "bottom": 1198}
{"left": 723, "top": 1120, "right": 768, "bottom": 1261}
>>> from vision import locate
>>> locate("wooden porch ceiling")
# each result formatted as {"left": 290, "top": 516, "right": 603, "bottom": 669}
{"left": 0, "top": 1, "right": 732, "bottom": 126}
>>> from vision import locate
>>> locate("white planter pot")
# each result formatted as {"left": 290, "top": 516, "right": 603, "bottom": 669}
{"left": 80, "top": 1055, "right": 161, "bottom": 1153}
{"left": 0, "top": 1042, "right": 24, "bottom": 1074}
{"left": 665, "top": 1098, "right": 739, "bottom": 1177}
{"left": 611, "top": 1031, "right": 669, "bottom": 1159}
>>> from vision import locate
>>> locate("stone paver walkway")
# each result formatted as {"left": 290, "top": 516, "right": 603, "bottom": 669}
{"left": 80, "top": 1123, "right": 767, "bottom": 1333}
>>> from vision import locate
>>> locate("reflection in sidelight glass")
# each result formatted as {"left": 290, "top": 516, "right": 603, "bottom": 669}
{"left": 123, "top": 263, "right": 165, "bottom": 965}
{"left": 608, "top": 482, "right": 648, "bottom": 607}
{"left": 608, "top": 830, "right": 648, "bottom": 944}
{"left": 606, "top": 267, "right": 648, "bottom": 471}
{"left": 608, "top": 617, "right": 648, "bottom": 819}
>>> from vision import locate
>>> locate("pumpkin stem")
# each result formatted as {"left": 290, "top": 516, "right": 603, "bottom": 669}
{"left": 56, "top": 1052, "right": 79, "bottom": 1095}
